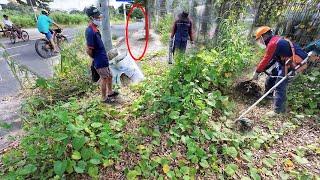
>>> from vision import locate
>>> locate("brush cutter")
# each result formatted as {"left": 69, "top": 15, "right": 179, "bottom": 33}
{"left": 168, "top": 39, "right": 174, "bottom": 64}
{"left": 235, "top": 51, "right": 315, "bottom": 131}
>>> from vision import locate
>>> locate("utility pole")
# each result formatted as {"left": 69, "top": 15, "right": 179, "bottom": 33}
{"left": 123, "top": 3, "right": 126, "bottom": 23}
{"left": 29, "top": 0, "right": 38, "bottom": 21}
{"left": 99, "top": 0, "right": 113, "bottom": 52}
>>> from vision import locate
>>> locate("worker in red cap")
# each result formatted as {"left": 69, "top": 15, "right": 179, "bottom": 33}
{"left": 253, "top": 26, "right": 308, "bottom": 115}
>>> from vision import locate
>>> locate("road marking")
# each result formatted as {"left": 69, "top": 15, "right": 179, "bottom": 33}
{"left": 1, "top": 44, "right": 30, "bottom": 51}
{"left": 8, "top": 54, "right": 21, "bottom": 58}
{"left": 29, "top": 36, "right": 44, "bottom": 41}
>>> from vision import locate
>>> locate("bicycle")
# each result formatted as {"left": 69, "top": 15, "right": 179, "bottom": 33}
{"left": 7, "top": 27, "right": 29, "bottom": 44}
{"left": 35, "top": 28, "right": 68, "bottom": 59}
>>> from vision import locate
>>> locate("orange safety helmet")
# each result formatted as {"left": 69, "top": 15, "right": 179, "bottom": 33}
{"left": 255, "top": 26, "right": 271, "bottom": 40}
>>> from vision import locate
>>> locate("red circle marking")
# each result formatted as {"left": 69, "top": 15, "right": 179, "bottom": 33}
{"left": 125, "top": 3, "right": 149, "bottom": 61}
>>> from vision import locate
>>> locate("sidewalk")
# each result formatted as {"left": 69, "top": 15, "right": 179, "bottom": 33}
{"left": 0, "top": 47, "right": 22, "bottom": 152}
{"left": 0, "top": 47, "right": 20, "bottom": 100}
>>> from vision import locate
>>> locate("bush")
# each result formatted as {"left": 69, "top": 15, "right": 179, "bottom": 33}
{"left": 135, "top": 20, "right": 254, "bottom": 135}
{"left": 51, "top": 12, "right": 88, "bottom": 25}
{"left": 156, "top": 14, "right": 174, "bottom": 44}
{"left": 0, "top": 9, "right": 88, "bottom": 28}
{"left": 288, "top": 67, "right": 320, "bottom": 115}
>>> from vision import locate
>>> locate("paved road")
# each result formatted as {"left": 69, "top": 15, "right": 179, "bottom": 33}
{"left": 0, "top": 22, "right": 144, "bottom": 100}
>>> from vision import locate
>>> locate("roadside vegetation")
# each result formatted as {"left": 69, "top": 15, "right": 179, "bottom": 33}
{"left": 0, "top": 9, "right": 88, "bottom": 27}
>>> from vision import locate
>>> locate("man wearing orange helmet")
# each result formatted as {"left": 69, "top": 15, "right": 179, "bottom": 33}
{"left": 253, "top": 26, "right": 308, "bottom": 114}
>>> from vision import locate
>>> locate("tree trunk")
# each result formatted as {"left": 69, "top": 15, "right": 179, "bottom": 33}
{"left": 200, "top": 0, "right": 213, "bottom": 40}
{"left": 212, "top": 0, "right": 227, "bottom": 45}
{"left": 160, "top": 0, "right": 167, "bottom": 17}
{"left": 26, "top": 0, "right": 36, "bottom": 6}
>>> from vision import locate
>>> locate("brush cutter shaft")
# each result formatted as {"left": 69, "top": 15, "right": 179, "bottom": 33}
{"left": 238, "top": 51, "right": 313, "bottom": 120}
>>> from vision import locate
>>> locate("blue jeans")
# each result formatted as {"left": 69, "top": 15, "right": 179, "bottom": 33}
{"left": 41, "top": 29, "right": 53, "bottom": 40}
{"left": 173, "top": 39, "right": 187, "bottom": 55}
{"left": 265, "top": 62, "right": 288, "bottom": 113}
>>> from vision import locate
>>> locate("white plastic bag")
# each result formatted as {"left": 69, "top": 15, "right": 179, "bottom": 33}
{"left": 109, "top": 54, "right": 145, "bottom": 85}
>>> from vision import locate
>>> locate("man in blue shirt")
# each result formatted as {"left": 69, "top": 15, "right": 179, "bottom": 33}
{"left": 37, "top": 9, "right": 62, "bottom": 53}
{"left": 85, "top": 6, "right": 118, "bottom": 103}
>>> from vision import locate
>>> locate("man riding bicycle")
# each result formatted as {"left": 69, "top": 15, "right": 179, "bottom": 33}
{"left": 2, "top": 15, "right": 22, "bottom": 36}
{"left": 37, "top": 9, "right": 62, "bottom": 53}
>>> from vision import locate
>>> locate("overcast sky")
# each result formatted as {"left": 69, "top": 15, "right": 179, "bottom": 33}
{"left": 0, "top": 0, "right": 125, "bottom": 11}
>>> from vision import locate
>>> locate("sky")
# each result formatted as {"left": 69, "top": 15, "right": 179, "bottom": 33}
{"left": 0, "top": 0, "right": 126, "bottom": 11}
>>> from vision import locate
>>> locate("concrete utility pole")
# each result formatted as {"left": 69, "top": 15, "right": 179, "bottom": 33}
{"left": 99, "top": 0, "right": 113, "bottom": 52}
{"left": 123, "top": 3, "right": 126, "bottom": 23}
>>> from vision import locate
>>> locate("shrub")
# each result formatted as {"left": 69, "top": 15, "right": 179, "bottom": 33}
{"left": 156, "top": 14, "right": 174, "bottom": 44}
{"left": 288, "top": 67, "right": 320, "bottom": 115}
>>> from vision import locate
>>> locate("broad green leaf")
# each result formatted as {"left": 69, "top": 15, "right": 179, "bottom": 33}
{"left": 183, "top": 175, "right": 191, "bottom": 180}
{"left": 88, "top": 166, "right": 99, "bottom": 178}
{"left": 71, "top": 151, "right": 81, "bottom": 160}
{"left": 241, "top": 176, "right": 251, "bottom": 180}
{"left": 261, "top": 167, "right": 272, "bottom": 176}
{"left": 199, "top": 159, "right": 209, "bottom": 168}
{"left": 35, "top": 78, "right": 48, "bottom": 88}
{"left": 262, "top": 158, "right": 276, "bottom": 168}
{"left": 103, "top": 159, "right": 114, "bottom": 167}
{"left": 243, "top": 149, "right": 253, "bottom": 162}
{"left": 74, "top": 161, "right": 87, "bottom": 173}
{"left": 167, "top": 170, "right": 175, "bottom": 178}
{"left": 74, "top": 166, "right": 85, "bottom": 174}
{"left": 54, "top": 133, "right": 68, "bottom": 141}
{"left": 81, "top": 148, "right": 93, "bottom": 160}
{"left": 17, "top": 164, "right": 37, "bottom": 176}
{"left": 293, "top": 154, "right": 309, "bottom": 164}
{"left": 223, "top": 146, "right": 238, "bottom": 158}
{"left": 250, "top": 167, "right": 261, "bottom": 180}
{"left": 54, "top": 160, "right": 67, "bottom": 176}
{"left": 225, "top": 163, "right": 238, "bottom": 176}
{"left": 169, "top": 111, "right": 180, "bottom": 120}
{"left": 91, "top": 122, "right": 103, "bottom": 128}
{"left": 209, "top": 145, "right": 217, "bottom": 155}
{"left": 89, "top": 158, "right": 101, "bottom": 165}
{"left": 279, "top": 171, "right": 289, "bottom": 180}
{"left": 72, "top": 136, "right": 86, "bottom": 150}
{"left": 127, "top": 170, "right": 141, "bottom": 179}
{"left": 66, "top": 159, "right": 75, "bottom": 174}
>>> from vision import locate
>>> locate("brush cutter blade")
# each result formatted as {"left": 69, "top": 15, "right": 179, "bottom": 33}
{"left": 235, "top": 117, "right": 253, "bottom": 131}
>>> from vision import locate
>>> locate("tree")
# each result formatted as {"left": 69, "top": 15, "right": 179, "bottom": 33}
{"left": 159, "top": 0, "right": 167, "bottom": 17}
{"left": 200, "top": 0, "right": 213, "bottom": 40}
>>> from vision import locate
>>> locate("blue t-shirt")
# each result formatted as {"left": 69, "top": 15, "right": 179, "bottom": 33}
{"left": 37, "top": 14, "right": 53, "bottom": 33}
{"left": 85, "top": 24, "right": 109, "bottom": 69}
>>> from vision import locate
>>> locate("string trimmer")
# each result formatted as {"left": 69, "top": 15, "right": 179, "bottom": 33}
{"left": 235, "top": 51, "right": 315, "bottom": 131}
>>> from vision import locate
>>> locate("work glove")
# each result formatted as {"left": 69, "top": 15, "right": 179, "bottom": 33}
{"left": 252, "top": 72, "right": 260, "bottom": 81}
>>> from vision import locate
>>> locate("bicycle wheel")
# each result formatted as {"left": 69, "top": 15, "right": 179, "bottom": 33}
{"left": 35, "top": 39, "right": 53, "bottom": 59}
{"left": 21, "top": 30, "right": 29, "bottom": 42}
{"left": 56, "top": 35, "right": 68, "bottom": 49}
{"left": 9, "top": 32, "right": 16, "bottom": 44}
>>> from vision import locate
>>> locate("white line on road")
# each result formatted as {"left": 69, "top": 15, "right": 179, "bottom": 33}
{"left": 0, "top": 44, "right": 30, "bottom": 51}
